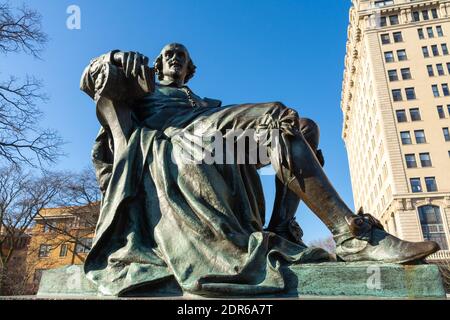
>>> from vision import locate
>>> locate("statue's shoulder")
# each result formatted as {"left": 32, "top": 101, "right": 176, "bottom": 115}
{"left": 203, "top": 97, "right": 222, "bottom": 108}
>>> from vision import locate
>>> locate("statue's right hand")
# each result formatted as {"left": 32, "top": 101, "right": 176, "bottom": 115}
{"left": 112, "top": 51, "right": 150, "bottom": 79}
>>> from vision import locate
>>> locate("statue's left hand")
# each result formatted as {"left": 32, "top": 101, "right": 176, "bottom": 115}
{"left": 113, "top": 51, "right": 150, "bottom": 79}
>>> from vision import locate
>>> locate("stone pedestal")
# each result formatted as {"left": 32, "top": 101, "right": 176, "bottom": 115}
{"left": 37, "top": 262, "right": 446, "bottom": 299}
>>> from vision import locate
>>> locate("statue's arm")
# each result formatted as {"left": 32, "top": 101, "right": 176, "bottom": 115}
{"left": 80, "top": 50, "right": 128, "bottom": 101}
{"left": 81, "top": 51, "right": 155, "bottom": 191}
{"left": 80, "top": 51, "right": 154, "bottom": 101}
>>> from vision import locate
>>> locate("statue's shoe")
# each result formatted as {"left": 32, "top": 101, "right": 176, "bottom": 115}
{"left": 334, "top": 213, "right": 440, "bottom": 264}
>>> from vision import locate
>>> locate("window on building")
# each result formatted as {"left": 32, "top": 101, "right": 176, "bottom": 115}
{"left": 381, "top": 34, "right": 390, "bottom": 44}
{"left": 422, "top": 10, "right": 430, "bottom": 21}
{"left": 375, "top": 0, "right": 394, "bottom": 7}
{"left": 422, "top": 46, "right": 430, "bottom": 58}
{"left": 437, "top": 105, "right": 445, "bottom": 118}
{"left": 418, "top": 28, "right": 425, "bottom": 39}
{"left": 400, "top": 131, "right": 412, "bottom": 145}
{"left": 380, "top": 16, "right": 387, "bottom": 27}
{"left": 397, "top": 49, "right": 407, "bottom": 61}
{"left": 425, "top": 177, "right": 438, "bottom": 192}
{"left": 385, "top": 51, "right": 394, "bottom": 62}
{"left": 431, "top": 8, "right": 439, "bottom": 19}
{"left": 389, "top": 15, "right": 399, "bottom": 25}
{"left": 410, "top": 108, "right": 421, "bottom": 121}
{"left": 43, "top": 221, "right": 59, "bottom": 233}
{"left": 447, "top": 104, "right": 450, "bottom": 116}
{"left": 432, "top": 45, "right": 439, "bottom": 56}
{"left": 437, "top": 26, "right": 444, "bottom": 37}
{"left": 427, "top": 65, "right": 435, "bottom": 76}
{"left": 388, "top": 70, "right": 398, "bottom": 81}
{"left": 405, "top": 154, "right": 417, "bottom": 168}
{"left": 432, "top": 84, "right": 440, "bottom": 97}
{"left": 405, "top": 87, "right": 416, "bottom": 100}
{"left": 427, "top": 27, "right": 434, "bottom": 38}
{"left": 447, "top": 63, "right": 450, "bottom": 74}
{"left": 401, "top": 68, "right": 412, "bottom": 80}
{"left": 59, "top": 244, "right": 68, "bottom": 257}
{"left": 393, "top": 32, "right": 403, "bottom": 43}
{"left": 418, "top": 205, "right": 448, "bottom": 250}
{"left": 442, "top": 43, "right": 449, "bottom": 55}
{"left": 392, "top": 89, "right": 402, "bottom": 101}
{"left": 444, "top": 127, "right": 450, "bottom": 141}
{"left": 419, "top": 153, "right": 432, "bottom": 167}
{"left": 410, "top": 178, "right": 422, "bottom": 193}
{"left": 396, "top": 110, "right": 407, "bottom": 122}
{"left": 75, "top": 238, "right": 93, "bottom": 254}
{"left": 442, "top": 83, "right": 450, "bottom": 96}
{"left": 436, "top": 64, "right": 445, "bottom": 76}
{"left": 412, "top": 11, "right": 420, "bottom": 22}
{"left": 414, "top": 130, "right": 427, "bottom": 143}
{"left": 388, "top": 69, "right": 398, "bottom": 81}
{"left": 38, "top": 244, "right": 51, "bottom": 258}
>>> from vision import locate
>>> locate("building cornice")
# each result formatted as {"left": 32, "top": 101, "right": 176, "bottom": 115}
{"left": 394, "top": 192, "right": 450, "bottom": 200}
{"left": 378, "top": 192, "right": 450, "bottom": 221}
{"left": 356, "top": 0, "right": 446, "bottom": 16}
{"left": 34, "top": 215, "right": 75, "bottom": 221}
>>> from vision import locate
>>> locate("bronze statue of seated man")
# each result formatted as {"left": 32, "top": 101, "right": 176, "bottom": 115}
{"left": 80, "top": 43, "right": 439, "bottom": 296}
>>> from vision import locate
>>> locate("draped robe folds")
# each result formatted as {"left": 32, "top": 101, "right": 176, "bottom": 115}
{"left": 81, "top": 53, "right": 332, "bottom": 297}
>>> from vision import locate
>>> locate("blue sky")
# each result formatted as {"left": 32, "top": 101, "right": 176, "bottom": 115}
{"left": 4, "top": 0, "right": 353, "bottom": 243}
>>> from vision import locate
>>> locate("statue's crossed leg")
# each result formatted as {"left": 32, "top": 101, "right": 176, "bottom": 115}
{"left": 259, "top": 102, "right": 439, "bottom": 263}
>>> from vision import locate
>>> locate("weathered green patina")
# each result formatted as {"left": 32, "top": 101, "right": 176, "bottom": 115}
{"left": 37, "top": 263, "right": 446, "bottom": 298}
{"left": 73, "top": 44, "right": 440, "bottom": 297}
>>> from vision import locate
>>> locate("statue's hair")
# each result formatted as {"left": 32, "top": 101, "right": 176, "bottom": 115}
{"left": 154, "top": 44, "right": 197, "bottom": 84}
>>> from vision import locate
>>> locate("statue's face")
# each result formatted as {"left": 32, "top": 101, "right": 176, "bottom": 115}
{"left": 160, "top": 44, "right": 190, "bottom": 84}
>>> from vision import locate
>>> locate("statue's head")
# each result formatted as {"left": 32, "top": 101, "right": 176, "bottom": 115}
{"left": 154, "top": 43, "right": 196, "bottom": 85}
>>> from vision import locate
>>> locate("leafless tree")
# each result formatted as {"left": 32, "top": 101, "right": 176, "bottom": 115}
{"left": 56, "top": 167, "right": 101, "bottom": 210}
{"left": 39, "top": 167, "right": 100, "bottom": 263}
{"left": 0, "top": 2, "right": 63, "bottom": 167}
{"left": 0, "top": 166, "right": 101, "bottom": 295}
{"left": 309, "top": 236, "right": 336, "bottom": 254}
{"left": 1, "top": 239, "right": 43, "bottom": 295}
{"left": 0, "top": 3, "right": 47, "bottom": 57}
{"left": 0, "top": 165, "right": 68, "bottom": 294}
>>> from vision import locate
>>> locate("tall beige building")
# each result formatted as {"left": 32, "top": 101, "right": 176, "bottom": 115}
{"left": 342, "top": 0, "right": 450, "bottom": 260}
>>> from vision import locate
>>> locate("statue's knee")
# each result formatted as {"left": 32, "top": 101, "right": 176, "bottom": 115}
{"left": 299, "top": 118, "right": 320, "bottom": 150}
{"left": 271, "top": 101, "right": 294, "bottom": 113}
{"left": 299, "top": 118, "right": 319, "bottom": 135}
{"left": 271, "top": 101, "right": 286, "bottom": 109}
{"left": 260, "top": 102, "right": 301, "bottom": 141}
{"left": 269, "top": 102, "right": 300, "bottom": 122}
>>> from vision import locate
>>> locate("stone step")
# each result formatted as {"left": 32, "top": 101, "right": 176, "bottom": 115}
{"left": 36, "top": 263, "right": 446, "bottom": 299}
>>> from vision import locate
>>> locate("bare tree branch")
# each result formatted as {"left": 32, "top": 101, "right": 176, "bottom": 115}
{"left": 0, "top": 74, "right": 65, "bottom": 168}
{"left": 309, "top": 236, "right": 336, "bottom": 254}
{"left": 0, "top": 3, "right": 63, "bottom": 168}
{"left": 0, "top": 166, "right": 68, "bottom": 267}
{"left": 42, "top": 167, "right": 100, "bottom": 251}
{"left": 0, "top": 166, "right": 101, "bottom": 295}
{"left": 0, "top": 3, "right": 47, "bottom": 58}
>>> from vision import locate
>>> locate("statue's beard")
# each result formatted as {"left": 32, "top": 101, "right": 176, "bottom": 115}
{"left": 164, "top": 67, "right": 184, "bottom": 81}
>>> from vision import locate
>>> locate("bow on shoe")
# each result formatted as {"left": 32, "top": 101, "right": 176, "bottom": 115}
{"left": 345, "top": 211, "right": 385, "bottom": 242}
